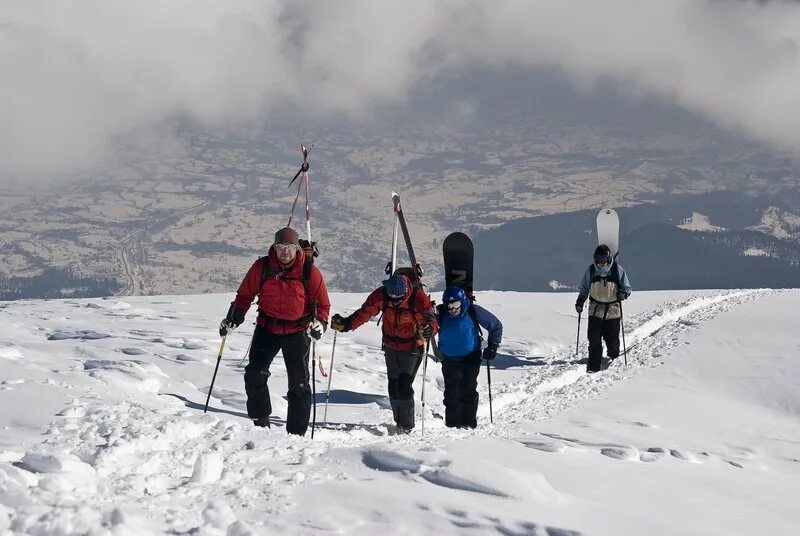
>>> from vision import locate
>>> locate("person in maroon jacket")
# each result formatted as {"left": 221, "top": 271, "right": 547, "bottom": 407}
{"left": 220, "top": 227, "right": 330, "bottom": 435}
{"left": 330, "top": 273, "right": 438, "bottom": 433}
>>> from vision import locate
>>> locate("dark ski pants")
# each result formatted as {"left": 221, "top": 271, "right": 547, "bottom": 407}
{"left": 587, "top": 316, "right": 621, "bottom": 372}
{"left": 244, "top": 326, "right": 311, "bottom": 436}
{"left": 384, "top": 346, "right": 423, "bottom": 430}
{"left": 441, "top": 353, "right": 482, "bottom": 428}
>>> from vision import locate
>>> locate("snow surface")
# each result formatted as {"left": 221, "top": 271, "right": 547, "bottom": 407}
{"left": 743, "top": 248, "right": 770, "bottom": 257}
{"left": 1, "top": 289, "right": 799, "bottom": 535}
{"left": 677, "top": 212, "right": 725, "bottom": 232}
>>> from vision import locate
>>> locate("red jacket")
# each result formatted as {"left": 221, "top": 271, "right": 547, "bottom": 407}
{"left": 349, "top": 276, "right": 438, "bottom": 351}
{"left": 233, "top": 247, "right": 330, "bottom": 335}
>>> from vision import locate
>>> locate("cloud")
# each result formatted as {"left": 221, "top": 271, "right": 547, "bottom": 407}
{"left": 2, "top": 0, "right": 799, "bottom": 179}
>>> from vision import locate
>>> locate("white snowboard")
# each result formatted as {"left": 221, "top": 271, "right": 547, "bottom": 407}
{"left": 596, "top": 208, "right": 620, "bottom": 258}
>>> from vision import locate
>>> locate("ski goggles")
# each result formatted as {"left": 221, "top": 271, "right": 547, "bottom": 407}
{"left": 593, "top": 256, "right": 608, "bottom": 265}
{"left": 274, "top": 243, "right": 298, "bottom": 252}
{"left": 446, "top": 301, "right": 461, "bottom": 311}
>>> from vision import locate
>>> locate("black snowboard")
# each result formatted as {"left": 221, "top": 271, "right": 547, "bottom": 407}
{"left": 443, "top": 232, "right": 474, "bottom": 294}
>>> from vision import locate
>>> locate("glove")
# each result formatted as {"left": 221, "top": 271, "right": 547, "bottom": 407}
{"left": 418, "top": 322, "right": 433, "bottom": 339}
{"left": 616, "top": 290, "right": 629, "bottom": 302}
{"left": 330, "top": 313, "right": 351, "bottom": 333}
{"left": 483, "top": 344, "right": 498, "bottom": 361}
{"left": 575, "top": 295, "right": 586, "bottom": 314}
{"left": 219, "top": 319, "right": 230, "bottom": 337}
{"left": 307, "top": 319, "right": 326, "bottom": 340}
{"left": 220, "top": 303, "right": 245, "bottom": 336}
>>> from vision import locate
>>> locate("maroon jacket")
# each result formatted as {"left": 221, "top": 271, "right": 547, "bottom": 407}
{"left": 233, "top": 246, "right": 330, "bottom": 335}
{"left": 349, "top": 275, "right": 438, "bottom": 351}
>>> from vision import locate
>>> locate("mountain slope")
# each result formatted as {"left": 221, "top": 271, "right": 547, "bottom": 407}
{"left": 1, "top": 289, "right": 799, "bottom": 535}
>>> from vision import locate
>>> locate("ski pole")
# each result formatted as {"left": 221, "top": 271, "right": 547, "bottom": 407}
{"left": 204, "top": 335, "right": 227, "bottom": 413}
{"left": 575, "top": 310, "right": 582, "bottom": 359}
{"left": 486, "top": 360, "right": 493, "bottom": 424}
{"left": 310, "top": 301, "right": 318, "bottom": 439}
{"left": 420, "top": 338, "right": 431, "bottom": 436}
{"left": 323, "top": 331, "right": 337, "bottom": 425}
{"left": 620, "top": 301, "right": 627, "bottom": 366}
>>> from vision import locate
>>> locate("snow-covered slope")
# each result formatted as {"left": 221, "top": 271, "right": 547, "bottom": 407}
{"left": 1, "top": 290, "right": 799, "bottom": 535}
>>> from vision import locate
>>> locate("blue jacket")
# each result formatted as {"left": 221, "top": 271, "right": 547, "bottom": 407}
{"left": 437, "top": 300, "right": 502, "bottom": 362}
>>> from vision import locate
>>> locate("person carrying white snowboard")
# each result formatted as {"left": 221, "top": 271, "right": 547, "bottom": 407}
{"left": 575, "top": 245, "right": 632, "bottom": 373}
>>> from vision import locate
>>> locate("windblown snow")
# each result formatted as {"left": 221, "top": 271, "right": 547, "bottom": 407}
{"left": 1, "top": 289, "right": 799, "bottom": 535}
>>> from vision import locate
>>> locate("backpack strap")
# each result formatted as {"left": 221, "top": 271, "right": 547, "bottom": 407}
{"left": 259, "top": 256, "right": 312, "bottom": 294}
{"left": 259, "top": 256, "right": 272, "bottom": 289}
{"left": 257, "top": 255, "right": 315, "bottom": 323}
{"left": 467, "top": 305, "right": 484, "bottom": 342}
{"left": 610, "top": 262, "right": 620, "bottom": 286}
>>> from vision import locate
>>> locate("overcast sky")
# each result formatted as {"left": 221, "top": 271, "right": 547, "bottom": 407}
{"left": 2, "top": 0, "right": 799, "bottom": 180}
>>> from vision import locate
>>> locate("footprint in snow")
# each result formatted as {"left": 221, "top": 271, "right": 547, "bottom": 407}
{"left": 121, "top": 347, "right": 148, "bottom": 355}
{"left": 670, "top": 449, "right": 703, "bottom": 463}
{"left": 48, "top": 330, "right": 111, "bottom": 341}
{"left": 176, "top": 354, "right": 207, "bottom": 363}
{"left": 600, "top": 446, "right": 639, "bottom": 461}
{"left": 520, "top": 441, "right": 566, "bottom": 453}
{"left": 639, "top": 447, "right": 667, "bottom": 463}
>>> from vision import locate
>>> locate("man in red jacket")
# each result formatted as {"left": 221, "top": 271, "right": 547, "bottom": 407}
{"left": 330, "top": 273, "right": 438, "bottom": 433}
{"left": 220, "top": 227, "right": 330, "bottom": 435}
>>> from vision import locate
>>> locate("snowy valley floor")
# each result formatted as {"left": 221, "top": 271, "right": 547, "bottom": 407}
{"left": 1, "top": 289, "right": 799, "bottom": 535}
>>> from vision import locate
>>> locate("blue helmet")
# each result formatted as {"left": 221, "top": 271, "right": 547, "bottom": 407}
{"left": 442, "top": 286, "right": 467, "bottom": 312}
{"left": 443, "top": 285, "right": 467, "bottom": 304}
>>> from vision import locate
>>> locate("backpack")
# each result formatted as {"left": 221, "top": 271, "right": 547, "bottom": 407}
{"left": 589, "top": 262, "right": 620, "bottom": 286}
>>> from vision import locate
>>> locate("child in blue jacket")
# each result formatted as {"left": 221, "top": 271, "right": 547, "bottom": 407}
{"left": 434, "top": 286, "right": 503, "bottom": 428}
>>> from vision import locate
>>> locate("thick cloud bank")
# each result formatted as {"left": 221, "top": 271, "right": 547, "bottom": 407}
{"left": 2, "top": 0, "right": 798, "bottom": 178}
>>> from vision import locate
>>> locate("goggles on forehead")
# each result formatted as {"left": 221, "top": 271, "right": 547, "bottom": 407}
{"left": 275, "top": 243, "right": 297, "bottom": 252}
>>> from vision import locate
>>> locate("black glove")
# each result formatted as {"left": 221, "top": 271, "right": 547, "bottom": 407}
{"left": 307, "top": 319, "right": 326, "bottom": 340}
{"left": 616, "top": 290, "right": 629, "bottom": 302}
{"left": 330, "top": 313, "right": 351, "bottom": 333}
{"left": 575, "top": 295, "right": 586, "bottom": 314}
{"left": 220, "top": 303, "right": 245, "bottom": 336}
{"left": 483, "top": 344, "right": 498, "bottom": 361}
{"left": 418, "top": 322, "right": 433, "bottom": 339}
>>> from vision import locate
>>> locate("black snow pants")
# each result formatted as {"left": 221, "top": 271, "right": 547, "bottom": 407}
{"left": 244, "top": 325, "right": 311, "bottom": 435}
{"left": 587, "top": 316, "right": 621, "bottom": 373}
{"left": 441, "top": 352, "right": 482, "bottom": 428}
{"left": 384, "top": 346, "right": 423, "bottom": 431}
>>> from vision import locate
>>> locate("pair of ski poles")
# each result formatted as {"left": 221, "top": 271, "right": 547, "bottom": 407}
{"left": 205, "top": 326, "right": 340, "bottom": 435}
{"left": 575, "top": 301, "right": 628, "bottom": 366}
{"left": 420, "top": 337, "right": 493, "bottom": 436}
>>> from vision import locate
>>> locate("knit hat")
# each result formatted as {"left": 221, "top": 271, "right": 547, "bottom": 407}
{"left": 274, "top": 227, "right": 300, "bottom": 245}
{"left": 382, "top": 275, "right": 408, "bottom": 299}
